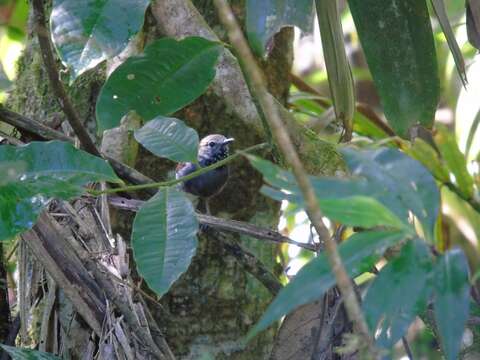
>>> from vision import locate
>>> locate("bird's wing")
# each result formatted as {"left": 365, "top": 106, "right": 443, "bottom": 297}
{"left": 175, "top": 162, "right": 197, "bottom": 179}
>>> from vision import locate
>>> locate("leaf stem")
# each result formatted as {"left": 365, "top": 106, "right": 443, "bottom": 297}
{"left": 88, "top": 143, "right": 269, "bottom": 196}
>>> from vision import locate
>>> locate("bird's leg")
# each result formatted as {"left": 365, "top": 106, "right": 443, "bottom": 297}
{"left": 205, "top": 199, "right": 212, "bottom": 216}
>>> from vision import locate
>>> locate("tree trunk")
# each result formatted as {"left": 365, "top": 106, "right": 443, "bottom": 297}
{"left": 7, "top": 0, "right": 343, "bottom": 358}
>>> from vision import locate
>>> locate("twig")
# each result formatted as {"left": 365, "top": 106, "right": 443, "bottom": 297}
{"left": 212, "top": 0, "right": 378, "bottom": 357}
{"left": 108, "top": 196, "right": 316, "bottom": 251}
{"left": 0, "top": 106, "right": 72, "bottom": 142}
{"left": 31, "top": 0, "right": 100, "bottom": 156}
{"left": 402, "top": 336, "right": 414, "bottom": 360}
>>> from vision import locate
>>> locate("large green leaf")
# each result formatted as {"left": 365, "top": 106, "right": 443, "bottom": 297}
{"left": 433, "top": 249, "right": 470, "bottom": 360}
{"left": 435, "top": 124, "right": 474, "bottom": 199}
{"left": 315, "top": 0, "right": 354, "bottom": 139}
{"left": 248, "top": 147, "right": 440, "bottom": 238}
{"left": 363, "top": 239, "right": 434, "bottom": 349}
{"left": 348, "top": 0, "right": 440, "bottom": 137}
{"left": 0, "top": 345, "right": 60, "bottom": 360}
{"left": 134, "top": 116, "right": 199, "bottom": 163}
{"left": 262, "top": 186, "right": 406, "bottom": 230}
{"left": 248, "top": 230, "right": 407, "bottom": 338}
{"left": 404, "top": 138, "right": 450, "bottom": 183}
{"left": 246, "top": 0, "right": 314, "bottom": 56}
{"left": 96, "top": 37, "right": 222, "bottom": 134}
{"left": 340, "top": 147, "right": 440, "bottom": 240}
{"left": 51, "top": 0, "right": 150, "bottom": 81}
{"left": 131, "top": 188, "right": 198, "bottom": 296}
{"left": 0, "top": 141, "right": 120, "bottom": 241}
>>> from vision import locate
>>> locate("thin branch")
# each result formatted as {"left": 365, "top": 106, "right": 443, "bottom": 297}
{"left": 90, "top": 143, "right": 269, "bottom": 195}
{"left": 212, "top": 0, "right": 378, "bottom": 356}
{"left": 108, "top": 196, "right": 316, "bottom": 251}
{"left": 0, "top": 106, "right": 72, "bottom": 142}
{"left": 0, "top": 107, "right": 157, "bottom": 189}
{"left": 401, "top": 336, "right": 414, "bottom": 360}
{"left": 31, "top": 0, "right": 100, "bottom": 156}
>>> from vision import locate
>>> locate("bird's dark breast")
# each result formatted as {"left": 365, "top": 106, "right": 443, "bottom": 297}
{"left": 179, "top": 164, "right": 230, "bottom": 198}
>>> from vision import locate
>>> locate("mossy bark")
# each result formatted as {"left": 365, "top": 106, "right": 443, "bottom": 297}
{"left": 7, "top": 1, "right": 343, "bottom": 359}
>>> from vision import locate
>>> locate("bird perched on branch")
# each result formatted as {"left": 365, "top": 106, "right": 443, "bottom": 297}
{"left": 175, "top": 134, "right": 234, "bottom": 214}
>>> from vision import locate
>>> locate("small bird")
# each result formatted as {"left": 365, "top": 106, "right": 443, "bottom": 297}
{"left": 175, "top": 134, "right": 234, "bottom": 214}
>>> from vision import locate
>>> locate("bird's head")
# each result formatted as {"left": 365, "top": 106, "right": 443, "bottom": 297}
{"left": 198, "top": 134, "right": 234, "bottom": 165}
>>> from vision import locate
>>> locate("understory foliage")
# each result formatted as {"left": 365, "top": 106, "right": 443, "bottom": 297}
{"left": 0, "top": 0, "right": 480, "bottom": 359}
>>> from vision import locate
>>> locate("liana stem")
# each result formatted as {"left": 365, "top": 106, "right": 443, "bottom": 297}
{"left": 88, "top": 143, "right": 269, "bottom": 196}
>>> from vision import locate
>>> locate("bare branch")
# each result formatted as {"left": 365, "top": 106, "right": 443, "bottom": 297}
{"left": 108, "top": 196, "right": 316, "bottom": 251}
{"left": 31, "top": 0, "right": 100, "bottom": 156}
{"left": 0, "top": 106, "right": 156, "bottom": 188}
{"left": 212, "top": 0, "right": 377, "bottom": 356}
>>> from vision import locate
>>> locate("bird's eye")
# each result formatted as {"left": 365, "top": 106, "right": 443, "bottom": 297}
{"left": 208, "top": 142, "right": 215, "bottom": 147}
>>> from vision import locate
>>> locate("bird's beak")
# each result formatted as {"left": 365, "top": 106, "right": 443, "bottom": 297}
{"left": 222, "top": 138, "right": 235, "bottom": 144}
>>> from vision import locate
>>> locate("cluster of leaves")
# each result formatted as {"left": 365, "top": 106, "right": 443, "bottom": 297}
{"left": 0, "top": 0, "right": 479, "bottom": 359}
{"left": 247, "top": 0, "right": 480, "bottom": 359}
{"left": 245, "top": 148, "right": 469, "bottom": 358}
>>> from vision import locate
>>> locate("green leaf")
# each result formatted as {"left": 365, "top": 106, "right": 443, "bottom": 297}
{"left": 246, "top": 0, "right": 314, "bottom": 56}
{"left": 363, "top": 239, "right": 434, "bottom": 349}
{"left": 435, "top": 124, "right": 474, "bottom": 199}
{"left": 96, "top": 37, "right": 222, "bottom": 134}
{"left": 248, "top": 147, "right": 440, "bottom": 239}
{"left": 131, "top": 188, "right": 198, "bottom": 296}
{"left": 0, "top": 345, "right": 61, "bottom": 359}
{"left": 134, "top": 116, "right": 199, "bottom": 163}
{"left": 318, "top": 196, "right": 407, "bottom": 230}
{"left": 340, "top": 147, "right": 440, "bottom": 240}
{"left": 404, "top": 138, "right": 450, "bottom": 183}
{"left": 467, "top": 0, "right": 480, "bottom": 50}
{"left": 348, "top": 0, "right": 439, "bottom": 137}
{"left": 0, "top": 141, "right": 120, "bottom": 241}
{"left": 51, "top": 0, "right": 150, "bottom": 81}
{"left": 315, "top": 0, "right": 354, "bottom": 139}
{"left": 248, "top": 230, "right": 407, "bottom": 338}
{"left": 430, "top": 0, "right": 466, "bottom": 84}
{"left": 433, "top": 248, "right": 470, "bottom": 360}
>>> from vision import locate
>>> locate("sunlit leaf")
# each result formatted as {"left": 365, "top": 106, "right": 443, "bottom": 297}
{"left": 340, "top": 147, "right": 440, "bottom": 240}
{"left": 134, "top": 116, "right": 199, "bottom": 163}
{"left": 315, "top": 0, "right": 354, "bottom": 139}
{"left": 131, "top": 188, "right": 198, "bottom": 296}
{"left": 404, "top": 138, "right": 449, "bottom": 183}
{"left": 248, "top": 230, "right": 407, "bottom": 338}
{"left": 246, "top": 0, "right": 314, "bottom": 56}
{"left": 51, "top": 0, "right": 150, "bottom": 80}
{"left": 363, "top": 239, "right": 434, "bottom": 349}
{"left": 0, "top": 141, "right": 120, "bottom": 241}
{"left": 96, "top": 37, "right": 222, "bottom": 133}
{"left": 433, "top": 248, "right": 470, "bottom": 360}
{"left": 435, "top": 124, "right": 474, "bottom": 199}
{"left": 248, "top": 147, "right": 440, "bottom": 239}
{"left": 348, "top": 0, "right": 440, "bottom": 137}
